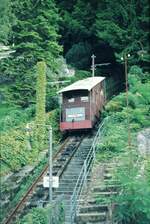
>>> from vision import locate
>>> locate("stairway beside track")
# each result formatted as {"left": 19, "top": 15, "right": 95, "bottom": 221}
{"left": 76, "top": 162, "right": 120, "bottom": 224}
{"left": 53, "top": 136, "right": 94, "bottom": 224}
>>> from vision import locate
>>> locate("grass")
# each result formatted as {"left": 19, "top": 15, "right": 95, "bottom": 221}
{"left": 0, "top": 103, "right": 21, "bottom": 121}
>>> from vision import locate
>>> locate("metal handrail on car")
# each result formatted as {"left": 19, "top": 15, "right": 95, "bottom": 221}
{"left": 70, "top": 120, "right": 105, "bottom": 223}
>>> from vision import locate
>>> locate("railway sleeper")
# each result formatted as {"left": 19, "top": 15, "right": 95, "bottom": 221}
{"left": 56, "top": 158, "right": 66, "bottom": 163}
{"left": 52, "top": 164, "right": 62, "bottom": 169}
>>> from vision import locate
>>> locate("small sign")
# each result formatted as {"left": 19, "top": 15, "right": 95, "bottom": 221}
{"left": 52, "top": 176, "right": 59, "bottom": 188}
{"left": 43, "top": 176, "right": 59, "bottom": 188}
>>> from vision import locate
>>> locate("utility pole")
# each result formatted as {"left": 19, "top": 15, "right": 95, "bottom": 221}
{"left": 123, "top": 53, "right": 131, "bottom": 148}
{"left": 48, "top": 126, "right": 53, "bottom": 204}
{"left": 91, "top": 54, "right": 96, "bottom": 77}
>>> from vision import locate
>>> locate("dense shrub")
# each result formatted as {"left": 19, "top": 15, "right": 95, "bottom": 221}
{"left": 19, "top": 207, "right": 48, "bottom": 224}
{"left": 97, "top": 119, "right": 127, "bottom": 155}
{"left": 46, "top": 95, "right": 59, "bottom": 112}
{"left": 114, "top": 154, "right": 150, "bottom": 224}
{"left": 66, "top": 42, "right": 92, "bottom": 69}
{"left": 0, "top": 109, "right": 61, "bottom": 175}
{"left": 97, "top": 67, "right": 150, "bottom": 223}
{"left": 19, "top": 201, "right": 65, "bottom": 224}
{"left": 0, "top": 104, "right": 35, "bottom": 132}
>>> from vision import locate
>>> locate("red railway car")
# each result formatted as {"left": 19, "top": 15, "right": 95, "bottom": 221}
{"left": 58, "top": 77, "right": 105, "bottom": 131}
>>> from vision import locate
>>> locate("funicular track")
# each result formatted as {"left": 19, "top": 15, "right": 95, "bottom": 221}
{"left": 3, "top": 135, "right": 85, "bottom": 224}
{"left": 3, "top": 121, "right": 103, "bottom": 224}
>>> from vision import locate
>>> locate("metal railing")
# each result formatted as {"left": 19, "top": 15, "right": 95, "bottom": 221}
{"left": 70, "top": 120, "right": 105, "bottom": 223}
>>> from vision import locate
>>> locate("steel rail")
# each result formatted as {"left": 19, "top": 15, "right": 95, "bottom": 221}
{"left": 3, "top": 137, "right": 70, "bottom": 224}
{"left": 70, "top": 121, "right": 105, "bottom": 223}
{"left": 58, "top": 135, "right": 84, "bottom": 178}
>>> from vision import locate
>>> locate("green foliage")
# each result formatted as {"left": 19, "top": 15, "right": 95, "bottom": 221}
{"left": 57, "top": 0, "right": 96, "bottom": 49}
{"left": 0, "top": 129, "right": 32, "bottom": 173}
{"left": 113, "top": 154, "right": 150, "bottom": 224}
{"left": 11, "top": 0, "right": 62, "bottom": 63}
{"left": 35, "top": 61, "right": 46, "bottom": 149}
{"left": 0, "top": 103, "right": 20, "bottom": 120}
{"left": 97, "top": 67, "right": 150, "bottom": 158}
{"left": 105, "top": 93, "right": 126, "bottom": 112}
{"left": 96, "top": 67, "right": 150, "bottom": 223}
{"left": 0, "top": 0, "right": 14, "bottom": 43}
{"left": 57, "top": 0, "right": 149, "bottom": 66}
{"left": 1, "top": 0, "right": 149, "bottom": 107}
{"left": 20, "top": 207, "right": 48, "bottom": 224}
{"left": 94, "top": 0, "right": 149, "bottom": 55}
{"left": 129, "top": 65, "right": 144, "bottom": 76}
{"left": 0, "top": 104, "right": 35, "bottom": 132}
{"left": 130, "top": 108, "right": 149, "bottom": 127}
{"left": 75, "top": 70, "right": 91, "bottom": 79}
{"left": 46, "top": 87, "right": 59, "bottom": 112}
{"left": 0, "top": 107, "right": 61, "bottom": 175}
{"left": 66, "top": 42, "right": 92, "bottom": 69}
{"left": 0, "top": 158, "right": 47, "bottom": 222}
{"left": 105, "top": 69, "right": 150, "bottom": 116}
{"left": 19, "top": 201, "right": 65, "bottom": 224}
{"left": 46, "top": 109, "right": 62, "bottom": 142}
{"left": 97, "top": 118, "right": 127, "bottom": 155}
{"left": 145, "top": 159, "right": 150, "bottom": 184}
{"left": 68, "top": 69, "right": 91, "bottom": 85}
{"left": 0, "top": 0, "right": 62, "bottom": 107}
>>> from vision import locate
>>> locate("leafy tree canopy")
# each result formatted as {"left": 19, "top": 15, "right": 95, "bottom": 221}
{"left": 0, "top": 0, "right": 14, "bottom": 44}
{"left": 57, "top": 0, "right": 149, "bottom": 66}
{"left": 0, "top": 0, "right": 62, "bottom": 107}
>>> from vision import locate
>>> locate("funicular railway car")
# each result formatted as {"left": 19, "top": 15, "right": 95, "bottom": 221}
{"left": 58, "top": 77, "right": 105, "bottom": 131}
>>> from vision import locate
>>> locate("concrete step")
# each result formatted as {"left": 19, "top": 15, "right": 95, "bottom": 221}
{"left": 76, "top": 211, "right": 106, "bottom": 223}
{"left": 54, "top": 194, "right": 73, "bottom": 200}
{"left": 79, "top": 204, "right": 108, "bottom": 213}
{"left": 103, "top": 173, "right": 113, "bottom": 179}
{"left": 68, "top": 161, "right": 84, "bottom": 165}
{"left": 60, "top": 178, "right": 78, "bottom": 183}
{"left": 104, "top": 166, "right": 115, "bottom": 170}
{"left": 78, "top": 198, "right": 98, "bottom": 205}
{"left": 54, "top": 188, "right": 74, "bottom": 194}
{"left": 58, "top": 183, "right": 76, "bottom": 188}
{"left": 92, "top": 191, "right": 118, "bottom": 198}
{"left": 62, "top": 174, "right": 79, "bottom": 178}
{"left": 93, "top": 185, "right": 120, "bottom": 192}
{"left": 54, "top": 190, "right": 73, "bottom": 195}
{"left": 103, "top": 179, "right": 119, "bottom": 185}
{"left": 63, "top": 173, "right": 80, "bottom": 177}
{"left": 66, "top": 167, "right": 82, "bottom": 172}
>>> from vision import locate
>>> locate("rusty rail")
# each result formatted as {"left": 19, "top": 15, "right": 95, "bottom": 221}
{"left": 3, "top": 137, "right": 70, "bottom": 224}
